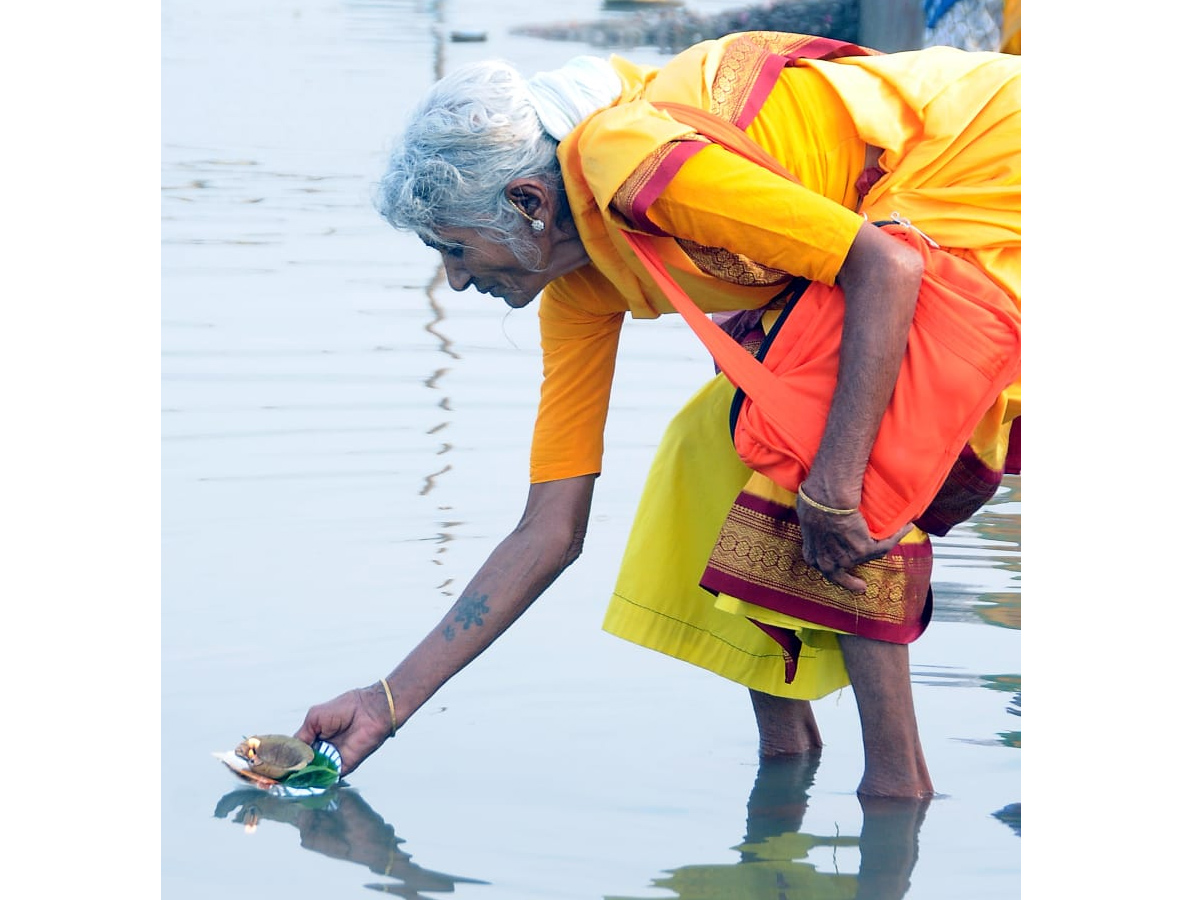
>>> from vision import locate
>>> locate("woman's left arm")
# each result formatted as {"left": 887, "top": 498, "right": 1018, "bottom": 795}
{"left": 796, "top": 220, "right": 923, "bottom": 591}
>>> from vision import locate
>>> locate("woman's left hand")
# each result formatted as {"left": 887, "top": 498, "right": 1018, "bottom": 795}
{"left": 796, "top": 498, "right": 911, "bottom": 593}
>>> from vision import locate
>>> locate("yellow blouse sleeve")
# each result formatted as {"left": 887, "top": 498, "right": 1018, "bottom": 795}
{"left": 529, "top": 267, "right": 627, "bottom": 483}
{"left": 643, "top": 143, "right": 865, "bottom": 286}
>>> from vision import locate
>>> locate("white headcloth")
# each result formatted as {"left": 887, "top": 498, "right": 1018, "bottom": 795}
{"left": 526, "top": 56, "right": 622, "bottom": 141}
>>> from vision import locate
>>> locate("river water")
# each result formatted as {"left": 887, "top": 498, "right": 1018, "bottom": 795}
{"left": 161, "top": 2, "right": 1020, "bottom": 897}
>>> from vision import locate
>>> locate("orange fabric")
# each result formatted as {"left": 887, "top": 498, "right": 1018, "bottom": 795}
{"left": 627, "top": 222, "right": 1021, "bottom": 538}
{"left": 530, "top": 271, "right": 626, "bottom": 480}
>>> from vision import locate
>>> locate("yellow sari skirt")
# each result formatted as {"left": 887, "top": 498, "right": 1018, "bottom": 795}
{"left": 602, "top": 375, "right": 856, "bottom": 699}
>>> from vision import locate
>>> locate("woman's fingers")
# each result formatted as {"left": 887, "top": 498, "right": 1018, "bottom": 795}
{"left": 293, "top": 687, "right": 394, "bottom": 777}
{"left": 800, "top": 516, "right": 914, "bottom": 593}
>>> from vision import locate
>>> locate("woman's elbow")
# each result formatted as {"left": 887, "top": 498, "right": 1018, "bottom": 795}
{"left": 562, "top": 523, "right": 587, "bottom": 568}
{"left": 511, "top": 507, "right": 589, "bottom": 573}
{"left": 839, "top": 222, "right": 925, "bottom": 305}
{"left": 518, "top": 475, "right": 595, "bottom": 572}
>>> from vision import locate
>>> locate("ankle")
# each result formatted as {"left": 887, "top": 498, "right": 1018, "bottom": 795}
{"left": 857, "top": 765, "right": 934, "bottom": 799}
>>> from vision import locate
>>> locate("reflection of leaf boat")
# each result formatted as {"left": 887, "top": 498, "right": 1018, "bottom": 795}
{"left": 214, "top": 787, "right": 489, "bottom": 896}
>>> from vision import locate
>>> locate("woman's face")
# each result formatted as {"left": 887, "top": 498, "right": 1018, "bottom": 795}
{"left": 427, "top": 228, "right": 549, "bottom": 309}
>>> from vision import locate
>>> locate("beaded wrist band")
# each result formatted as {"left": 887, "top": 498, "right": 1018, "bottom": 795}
{"left": 379, "top": 678, "right": 398, "bottom": 737}
{"left": 797, "top": 485, "right": 858, "bottom": 516}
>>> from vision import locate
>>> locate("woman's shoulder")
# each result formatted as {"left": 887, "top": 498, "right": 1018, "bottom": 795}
{"left": 566, "top": 99, "right": 698, "bottom": 213}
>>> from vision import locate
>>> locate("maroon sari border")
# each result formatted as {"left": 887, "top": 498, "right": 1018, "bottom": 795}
{"left": 734, "top": 52, "right": 790, "bottom": 130}
{"left": 789, "top": 35, "right": 875, "bottom": 61}
{"left": 704, "top": 565, "right": 933, "bottom": 645}
{"left": 721, "top": 490, "right": 933, "bottom": 563}
{"left": 1004, "top": 416, "right": 1020, "bottom": 474}
{"left": 700, "top": 485, "right": 934, "bottom": 644}
{"left": 733, "top": 36, "right": 874, "bottom": 129}
{"left": 628, "top": 141, "right": 709, "bottom": 233}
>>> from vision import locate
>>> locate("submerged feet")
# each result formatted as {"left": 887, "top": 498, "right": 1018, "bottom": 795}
{"left": 750, "top": 635, "right": 936, "bottom": 798}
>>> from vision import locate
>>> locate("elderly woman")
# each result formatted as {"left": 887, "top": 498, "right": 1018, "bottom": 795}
{"left": 296, "top": 31, "right": 1020, "bottom": 799}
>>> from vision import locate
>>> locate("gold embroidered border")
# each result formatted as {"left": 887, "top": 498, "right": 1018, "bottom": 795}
{"left": 611, "top": 142, "right": 687, "bottom": 222}
{"left": 706, "top": 502, "right": 921, "bottom": 626}
{"left": 710, "top": 32, "right": 818, "bottom": 123}
{"left": 677, "top": 239, "right": 792, "bottom": 286}
{"left": 610, "top": 139, "right": 791, "bottom": 285}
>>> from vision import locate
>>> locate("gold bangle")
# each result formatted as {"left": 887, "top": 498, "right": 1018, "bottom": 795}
{"left": 379, "top": 678, "right": 397, "bottom": 737}
{"left": 797, "top": 484, "right": 858, "bottom": 516}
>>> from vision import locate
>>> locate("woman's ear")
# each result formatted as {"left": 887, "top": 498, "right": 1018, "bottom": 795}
{"left": 505, "top": 179, "right": 551, "bottom": 219}
{"left": 505, "top": 179, "right": 554, "bottom": 233}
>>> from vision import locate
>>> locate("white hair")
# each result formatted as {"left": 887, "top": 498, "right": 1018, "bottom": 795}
{"left": 373, "top": 60, "right": 563, "bottom": 268}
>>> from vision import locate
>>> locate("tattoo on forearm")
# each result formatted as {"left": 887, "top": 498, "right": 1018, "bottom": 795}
{"left": 442, "top": 592, "right": 491, "bottom": 641}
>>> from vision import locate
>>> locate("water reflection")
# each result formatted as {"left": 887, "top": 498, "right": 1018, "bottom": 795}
{"left": 213, "top": 787, "right": 487, "bottom": 897}
{"left": 608, "top": 755, "right": 929, "bottom": 900}
{"left": 981, "top": 672, "right": 1021, "bottom": 749}
{"left": 930, "top": 475, "right": 1021, "bottom": 626}
{"left": 992, "top": 803, "right": 1021, "bottom": 837}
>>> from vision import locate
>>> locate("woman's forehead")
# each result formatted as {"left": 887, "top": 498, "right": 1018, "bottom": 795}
{"left": 421, "top": 231, "right": 465, "bottom": 254}
{"left": 426, "top": 227, "right": 486, "bottom": 252}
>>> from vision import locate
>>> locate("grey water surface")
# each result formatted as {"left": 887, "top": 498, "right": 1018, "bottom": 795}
{"left": 161, "top": 2, "right": 1020, "bottom": 897}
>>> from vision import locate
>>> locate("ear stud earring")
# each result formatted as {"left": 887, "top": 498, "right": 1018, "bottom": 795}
{"left": 509, "top": 198, "right": 546, "bottom": 232}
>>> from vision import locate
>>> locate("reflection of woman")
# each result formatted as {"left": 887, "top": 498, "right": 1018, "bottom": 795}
{"left": 296, "top": 31, "right": 1020, "bottom": 799}
{"left": 213, "top": 788, "right": 486, "bottom": 896}
{"left": 607, "top": 756, "right": 928, "bottom": 900}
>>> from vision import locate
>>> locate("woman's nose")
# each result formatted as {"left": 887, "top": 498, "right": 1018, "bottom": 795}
{"left": 443, "top": 256, "right": 471, "bottom": 292}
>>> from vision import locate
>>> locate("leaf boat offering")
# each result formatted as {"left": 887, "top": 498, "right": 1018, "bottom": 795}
{"left": 216, "top": 735, "right": 343, "bottom": 797}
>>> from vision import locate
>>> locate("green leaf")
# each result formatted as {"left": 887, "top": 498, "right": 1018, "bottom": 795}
{"left": 279, "top": 757, "right": 340, "bottom": 789}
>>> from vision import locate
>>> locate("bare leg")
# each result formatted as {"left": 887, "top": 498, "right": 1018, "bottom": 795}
{"left": 837, "top": 634, "right": 934, "bottom": 798}
{"left": 749, "top": 689, "right": 823, "bottom": 757}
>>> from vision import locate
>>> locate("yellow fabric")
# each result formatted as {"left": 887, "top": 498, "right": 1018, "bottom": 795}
{"left": 600, "top": 38, "right": 1020, "bottom": 697}
{"left": 803, "top": 49, "right": 1021, "bottom": 291}
{"left": 808, "top": 47, "right": 1023, "bottom": 463}
{"left": 643, "top": 67, "right": 866, "bottom": 287}
{"left": 531, "top": 271, "right": 627, "bottom": 480}
{"left": 603, "top": 375, "right": 852, "bottom": 699}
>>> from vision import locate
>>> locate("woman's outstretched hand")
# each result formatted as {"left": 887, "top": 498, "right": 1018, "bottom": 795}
{"left": 295, "top": 682, "right": 395, "bottom": 776}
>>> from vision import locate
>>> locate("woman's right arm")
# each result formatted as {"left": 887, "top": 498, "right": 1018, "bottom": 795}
{"left": 296, "top": 473, "right": 597, "bottom": 774}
